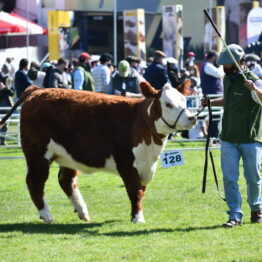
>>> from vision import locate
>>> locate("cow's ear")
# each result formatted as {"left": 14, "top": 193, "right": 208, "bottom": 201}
{"left": 139, "top": 81, "right": 160, "bottom": 98}
{"left": 176, "top": 79, "right": 192, "bottom": 96}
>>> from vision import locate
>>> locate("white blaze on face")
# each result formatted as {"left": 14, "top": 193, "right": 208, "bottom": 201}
{"left": 156, "top": 83, "right": 195, "bottom": 133}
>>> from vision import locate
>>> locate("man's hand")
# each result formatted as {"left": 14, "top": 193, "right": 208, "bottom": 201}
{"left": 201, "top": 97, "right": 208, "bottom": 108}
{"left": 0, "top": 82, "right": 6, "bottom": 90}
{"left": 201, "top": 96, "right": 224, "bottom": 107}
{"left": 245, "top": 80, "right": 256, "bottom": 91}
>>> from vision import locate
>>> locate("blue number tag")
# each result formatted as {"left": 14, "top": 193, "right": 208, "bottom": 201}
{"left": 160, "top": 150, "right": 184, "bottom": 168}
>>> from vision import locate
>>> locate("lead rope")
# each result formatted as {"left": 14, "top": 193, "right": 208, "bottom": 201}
{"left": 202, "top": 95, "right": 226, "bottom": 201}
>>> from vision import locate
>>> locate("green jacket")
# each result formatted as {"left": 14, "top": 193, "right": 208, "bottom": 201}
{"left": 74, "top": 66, "right": 95, "bottom": 91}
{"left": 221, "top": 69, "right": 262, "bottom": 143}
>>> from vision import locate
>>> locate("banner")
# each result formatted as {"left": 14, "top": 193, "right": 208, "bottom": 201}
{"left": 175, "top": 5, "right": 184, "bottom": 67}
{"left": 48, "top": 10, "right": 72, "bottom": 60}
{"left": 162, "top": 5, "right": 176, "bottom": 58}
{"left": 123, "top": 9, "right": 146, "bottom": 60}
{"left": 216, "top": 6, "right": 225, "bottom": 52}
{"left": 247, "top": 7, "right": 262, "bottom": 45}
{"left": 204, "top": 7, "right": 225, "bottom": 52}
{"left": 162, "top": 5, "right": 183, "bottom": 64}
{"left": 239, "top": 2, "right": 254, "bottom": 48}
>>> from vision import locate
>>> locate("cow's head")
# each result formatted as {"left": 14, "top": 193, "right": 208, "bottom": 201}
{"left": 140, "top": 80, "right": 196, "bottom": 135}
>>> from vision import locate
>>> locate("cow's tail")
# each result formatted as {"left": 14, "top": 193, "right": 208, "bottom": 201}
{"left": 0, "top": 86, "right": 39, "bottom": 129}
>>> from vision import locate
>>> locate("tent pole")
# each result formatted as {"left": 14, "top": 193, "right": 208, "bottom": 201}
{"left": 113, "top": 0, "right": 117, "bottom": 65}
{"left": 26, "top": 0, "right": 29, "bottom": 60}
{"left": 209, "top": 0, "right": 212, "bottom": 51}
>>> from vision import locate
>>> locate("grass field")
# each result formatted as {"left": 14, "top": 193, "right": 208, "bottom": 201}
{"left": 0, "top": 143, "right": 262, "bottom": 262}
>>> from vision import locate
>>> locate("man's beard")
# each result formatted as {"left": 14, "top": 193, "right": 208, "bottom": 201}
{"left": 223, "top": 65, "right": 238, "bottom": 75}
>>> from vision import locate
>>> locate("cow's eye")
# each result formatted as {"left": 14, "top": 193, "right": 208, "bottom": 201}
{"left": 165, "top": 102, "right": 173, "bottom": 109}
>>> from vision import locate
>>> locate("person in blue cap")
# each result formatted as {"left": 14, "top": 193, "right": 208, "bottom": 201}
{"left": 202, "top": 44, "right": 262, "bottom": 228}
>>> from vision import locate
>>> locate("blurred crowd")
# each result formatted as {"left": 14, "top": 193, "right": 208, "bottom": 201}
{"left": 0, "top": 49, "right": 262, "bottom": 145}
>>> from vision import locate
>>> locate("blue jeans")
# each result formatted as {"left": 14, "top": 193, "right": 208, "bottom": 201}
{"left": 221, "top": 141, "right": 262, "bottom": 221}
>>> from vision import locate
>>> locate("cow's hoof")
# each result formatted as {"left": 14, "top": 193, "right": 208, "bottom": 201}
{"left": 78, "top": 213, "right": 90, "bottom": 222}
{"left": 40, "top": 216, "right": 54, "bottom": 224}
{"left": 39, "top": 207, "right": 53, "bottom": 223}
{"left": 132, "top": 212, "right": 145, "bottom": 223}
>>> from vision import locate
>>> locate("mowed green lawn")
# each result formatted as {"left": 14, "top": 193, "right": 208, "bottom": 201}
{"left": 0, "top": 144, "right": 262, "bottom": 262}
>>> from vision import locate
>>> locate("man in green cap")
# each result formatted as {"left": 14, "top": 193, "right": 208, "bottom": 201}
{"left": 202, "top": 44, "right": 262, "bottom": 228}
{"left": 108, "top": 60, "right": 143, "bottom": 98}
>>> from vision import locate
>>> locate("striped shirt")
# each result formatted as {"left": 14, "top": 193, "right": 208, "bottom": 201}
{"left": 91, "top": 64, "right": 111, "bottom": 93}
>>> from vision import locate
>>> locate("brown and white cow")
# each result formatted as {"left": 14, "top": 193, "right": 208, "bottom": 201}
{"left": 0, "top": 80, "right": 196, "bottom": 223}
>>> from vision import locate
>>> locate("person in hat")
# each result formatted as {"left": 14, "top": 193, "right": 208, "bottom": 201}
{"left": 185, "top": 51, "right": 200, "bottom": 78}
{"left": 73, "top": 52, "right": 95, "bottom": 91}
{"left": 108, "top": 60, "right": 143, "bottom": 98}
{"left": 92, "top": 53, "right": 113, "bottom": 93}
{"left": 202, "top": 44, "right": 262, "bottom": 228}
{"left": 144, "top": 50, "right": 170, "bottom": 90}
{"left": 165, "top": 57, "right": 185, "bottom": 88}
{"left": 42, "top": 61, "right": 54, "bottom": 88}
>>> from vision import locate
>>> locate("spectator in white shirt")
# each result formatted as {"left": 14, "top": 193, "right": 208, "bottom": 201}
{"left": 200, "top": 50, "right": 224, "bottom": 95}
{"left": 91, "top": 53, "right": 113, "bottom": 93}
{"left": 6, "top": 57, "right": 16, "bottom": 79}
{"left": 200, "top": 50, "right": 224, "bottom": 138}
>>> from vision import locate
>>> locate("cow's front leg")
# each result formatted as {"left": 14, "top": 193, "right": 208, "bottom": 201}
{"left": 122, "top": 174, "right": 146, "bottom": 223}
{"left": 131, "top": 186, "right": 146, "bottom": 223}
{"left": 58, "top": 167, "right": 90, "bottom": 221}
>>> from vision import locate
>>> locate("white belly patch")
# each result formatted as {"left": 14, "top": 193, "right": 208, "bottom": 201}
{"left": 132, "top": 137, "right": 167, "bottom": 186}
{"left": 44, "top": 139, "right": 118, "bottom": 175}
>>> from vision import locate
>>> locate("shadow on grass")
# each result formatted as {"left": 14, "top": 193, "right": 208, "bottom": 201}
{"left": 0, "top": 220, "right": 117, "bottom": 235}
{"left": 0, "top": 221, "right": 222, "bottom": 236}
{"left": 102, "top": 225, "right": 222, "bottom": 237}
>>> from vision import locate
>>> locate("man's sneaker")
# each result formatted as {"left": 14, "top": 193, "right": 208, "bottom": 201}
{"left": 222, "top": 220, "right": 242, "bottom": 228}
{"left": 251, "top": 209, "right": 262, "bottom": 223}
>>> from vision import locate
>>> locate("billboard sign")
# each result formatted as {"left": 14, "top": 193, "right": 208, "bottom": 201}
{"left": 123, "top": 9, "right": 146, "bottom": 60}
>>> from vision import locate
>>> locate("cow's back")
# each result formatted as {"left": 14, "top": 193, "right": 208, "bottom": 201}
{"left": 20, "top": 88, "right": 145, "bottom": 168}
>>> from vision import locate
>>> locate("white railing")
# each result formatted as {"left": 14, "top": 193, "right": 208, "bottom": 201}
{"left": 0, "top": 106, "right": 21, "bottom": 148}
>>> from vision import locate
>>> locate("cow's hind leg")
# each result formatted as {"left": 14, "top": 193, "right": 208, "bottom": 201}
{"left": 122, "top": 172, "right": 146, "bottom": 223}
{"left": 58, "top": 167, "right": 90, "bottom": 221}
{"left": 26, "top": 157, "right": 53, "bottom": 223}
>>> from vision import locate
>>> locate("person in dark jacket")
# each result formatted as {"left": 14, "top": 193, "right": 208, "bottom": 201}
{"left": 42, "top": 61, "right": 54, "bottom": 88}
{"left": 0, "top": 63, "right": 15, "bottom": 145}
{"left": 48, "top": 58, "right": 70, "bottom": 89}
{"left": 144, "top": 50, "right": 170, "bottom": 90}
{"left": 14, "top": 58, "right": 32, "bottom": 98}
